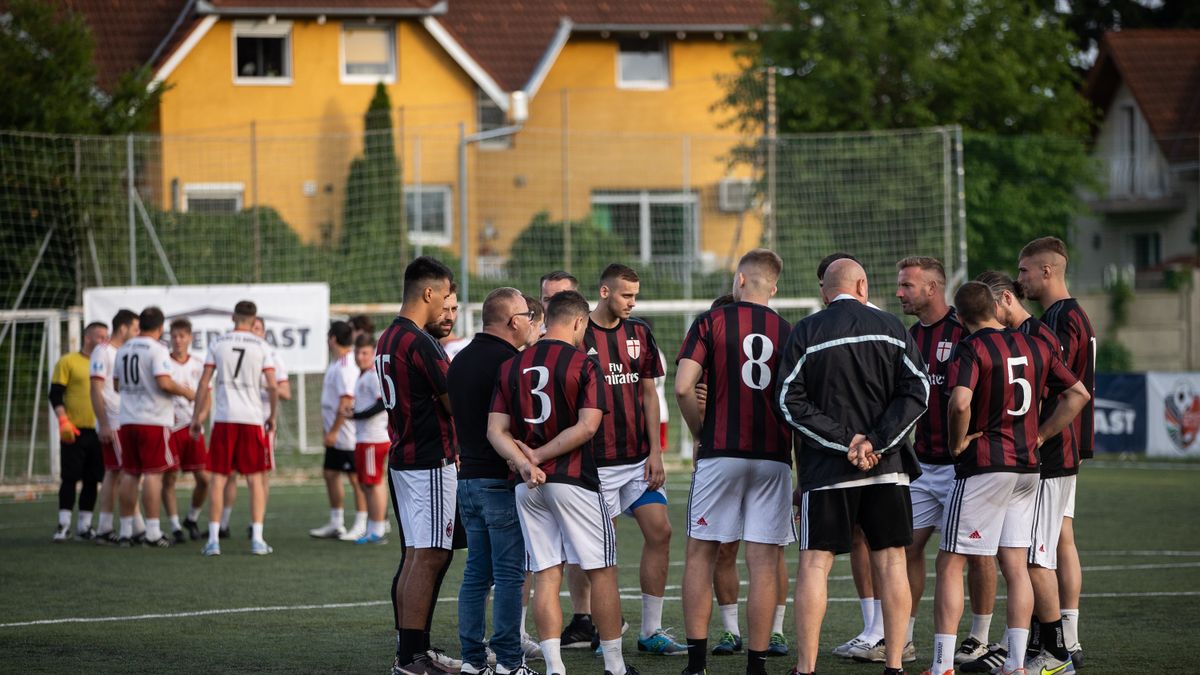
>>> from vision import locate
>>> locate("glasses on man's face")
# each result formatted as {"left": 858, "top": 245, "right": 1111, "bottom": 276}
{"left": 510, "top": 310, "right": 536, "bottom": 323}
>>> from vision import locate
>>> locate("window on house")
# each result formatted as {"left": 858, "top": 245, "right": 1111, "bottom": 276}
{"left": 183, "top": 183, "right": 244, "bottom": 214}
{"left": 1131, "top": 232, "right": 1161, "bottom": 270}
{"left": 591, "top": 190, "right": 697, "bottom": 265}
{"left": 406, "top": 185, "right": 452, "bottom": 245}
{"left": 617, "top": 36, "right": 668, "bottom": 89}
{"left": 477, "top": 88, "right": 511, "bottom": 149}
{"left": 342, "top": 24, "right": 395, "bottom": 83}
{"left": 234, "top": 21, "right": 292, "bottom": 83}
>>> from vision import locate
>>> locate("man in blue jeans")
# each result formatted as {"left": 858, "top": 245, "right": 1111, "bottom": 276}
{"left": 449, "top": 287, "right": 540, "bottom": 675}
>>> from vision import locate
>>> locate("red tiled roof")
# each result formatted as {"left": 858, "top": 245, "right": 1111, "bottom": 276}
{"left": 57, "top": 0, "right": 191, "bottom": 92}
{"left": 1085, "top": 30, "right": 1200, "bottom": 164}
{"left": 204, "top": 0, "right": 444, "bottom": 11}
{"left": 440, "top": 0, "right": 770, "bottom": 92}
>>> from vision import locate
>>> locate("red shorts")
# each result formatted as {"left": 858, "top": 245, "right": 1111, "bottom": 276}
{"left": 169, "top": 427, "right": 209, "bottom": 472}
{"left": 355, "top": 442, "right": 390, "bottom": 486}
{"left": 208, "top": 422, "right": 270, "bottom": 476}
{"left": 117, "top": 424, "right": 172, "bottom": 475}
{"left": 101, "top": 433, "right": 123, "bottom": 471}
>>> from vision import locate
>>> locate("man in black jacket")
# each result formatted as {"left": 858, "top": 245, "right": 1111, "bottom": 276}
{"left": 775, "top": 258, "right": 928, "bottom": 675}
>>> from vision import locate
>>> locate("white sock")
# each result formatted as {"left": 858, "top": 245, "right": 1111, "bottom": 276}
{"left": 600, "top": 637, "right": 625, "bottom": 675}
{"left": 641, "top": 594, "right": 664, "bottom": 638}
{"left": 98, "top": 511, "right": 113, "bottom": 533}
{"left": 772, "top": 604, "right": 786, "bottom": 635}
{"left": 969, "top": 613, "right": 992, "bottom": 643}
{"left": 78, "top": 511, "right": 93, "bottom": 532}
{"left": 220, "top": 506, "right": 233, "bottom": 529}
{"left": 58, "top": 509, "right": 72, "bottom": 528}
{"left": 169, "top": 515, "right": 182, "bottom": 531}
{"left": 369, "top": 520, "right": 387, "bottom": 537}
{"left": 540, "top": 639, "right": 565, "bottom": 675}
{"left": 857, "top": 597, "right": 875, "bottom": 637}
{"left": 145, "top": 518, "right": 162, "bottom": 542}
{"left": 353, "top": 510, "right": 368, "bottom": 530}
{"left": 251, "top": 522, "right": 264, "bottom": 543}
{"left": 133, "top": 512, "right": 145, "bottom": 534}
{"left": 862, "top": 599, "right": 884, "bottom": 642}
{"left": 330, "top": 507, "right": 344, "bottom": 527}
{"left": 906, "top": 616, "right": 917, "bottom": 644}
{"left": 1004, "top": 628, "right": 1030, "bottom": 672}
{"left": 1061, "top": 609, "right": 1080, "bottom": 649}
{"left": 931, "top": 633, "right": 956, "bottom": 674}
{"left": 187, "top": 506, "right": 202, "bottom": 522}
{"left": 208, "top": 521, "right": 221, "bottom": 545}
{"left": 719, "top": 603, "right": 740, "bottom": 636}
{"left": 118, "top": 516, "right": 134, "bottom": 539}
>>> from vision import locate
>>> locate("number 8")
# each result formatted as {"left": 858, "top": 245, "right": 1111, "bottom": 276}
{"left": 741, "top": 333, "right": 774, "bottom": 390}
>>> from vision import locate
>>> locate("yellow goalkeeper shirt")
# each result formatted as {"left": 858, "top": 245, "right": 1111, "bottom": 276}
{"left": 51, "top": 352, "right": 96, "bottom": 429}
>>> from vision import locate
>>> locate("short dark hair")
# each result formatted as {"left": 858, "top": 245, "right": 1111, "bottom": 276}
{"left": 112, "top": 309, "right": 137, "bottom": 333}
{"left": 169, "top": 318, "right": 193, "bottom": 334}
{"left": 348, "top": 314, "right": 374, "bottom": 335}
{"left": 481, "top": 287, "right": 523, "bottom": 326}
{"left": 896, "top": 256, "right": 946, "bottom": 285}
{"left": 738, "top": 248, "right": 783, "bottom": 282}
{"left": 448, "top": 282, "right": 459, "bottom": 296}
{"left": 524, "top": 294, "right": 544, "bottom": 323}
{"left": 403, "top": 256, "right": 454, "bottom": 301}
{"left": 954, "top": 282, "right": 998, "bottom": 325}
{"left": 600, "top": 264, "right": 639, "bottom": 287}
{"left": 234, "top": 300, "right": 257, "bottom": 319}
{"left": 975, "top": 270, "right": 1023, "bottom": 301}
{"left": 545, "top": 290, "right": 590, "bottom": 326}
{"left": 84, "top": 321, "right": 108, "bottom": 335}
{"left": 354, "top": 333, "right": 376, "bottom": 350}
{"left": 817, "top": 252, "right": 860, "bottom": 280}
{"left": 1019, "top": 236, "right": 1069, "bottom": 263}
{"left": 138, "top": 307, "right": 165, "bottom": 333}
{"left": 540, "top": 270, "right": 578, "bottom": 288}
{"left": 328, "top": 320, "right": 353, "bottom": 347}
{"left": 710, "top": 293, "right": 735, "bottom": 310}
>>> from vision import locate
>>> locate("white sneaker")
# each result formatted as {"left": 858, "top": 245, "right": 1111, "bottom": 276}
{"left": 339, "top": 523, "right": 368, "bottom": 541}
{"left": 853, "top": 638, "right": 917, "bottom": 663}
{"left": 1025, "top": 649, "right": 1075, "bottom": 674}
{"left": 955, "top": 636, "right": 989, "bottom": 664}
{"left": 521, "top": 635, "right": 543, "bottom": 661}
{"left": 846, "top": 637, "right": 883, "bottom": 661}
{"left": 309, "top": 522, "right": 345, "bottom": 539}
{"left": 426, "top": 648, "right": 462, "bottom": 673}
{"left": 832, "top": 636, "right": 873, "bottom": 659}
{"left": 52, "top": 524, "right": 72, "bottom": 542}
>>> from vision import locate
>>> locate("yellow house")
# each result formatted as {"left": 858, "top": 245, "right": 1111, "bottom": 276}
{"left": 76, "top": 0, "right": 769, "bottom": 277}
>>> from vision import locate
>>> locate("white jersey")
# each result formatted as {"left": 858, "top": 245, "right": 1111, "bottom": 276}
{"left": 89, "top": 343, "right": 121, "bottom": 428}
{"left": 115, "top": 336, "right": 175, "bottom": 427}
{"left": 260, "top": 346, "right": 288, "bottom": 421}
{"left": 655, "top": 348, "right": 669, "bottom": 423}
{"left": 321, "top": 351, "right": 358, "bottom": 449}
{"left": 353, "top": 369, "right": 389, "bottom": 444}
{"left": 442, "top": 337, "right": 469, "bottom": 361}
{"left": 168, "top": 354, "right": 205, "bottom": 431}
{"left": 205, "top": 330, "right": 275, "bottom": 425}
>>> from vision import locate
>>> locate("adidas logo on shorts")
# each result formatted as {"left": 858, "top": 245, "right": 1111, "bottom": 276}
{"left": 696, "top": 517, "right": 708, "bottom": 526}
{"left": 968, "top": 530, "right": 982, "bottom": 540}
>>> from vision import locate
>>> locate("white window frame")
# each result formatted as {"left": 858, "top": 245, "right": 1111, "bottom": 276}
{"left": 232, "top": 20, "right": 293, "bottom": 86}
{"left": 590, "top": 190, "right": 698, "bottom": 264}
{"left": 405, "top": 185, "right": 453, "bottom": 246}
{"left": 476, "top": 88, "right": 511, "bottom": 150}
{"left": 182, "top": 182, "right": 245, "bottom": 214}
{"left": 615, "top": 36, "right": 669, "bottom": 91}
{"left": 339, "top": 22, "right": 396, "bottom": 85}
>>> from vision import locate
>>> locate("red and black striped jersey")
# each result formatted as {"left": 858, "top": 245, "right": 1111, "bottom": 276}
{"left": 677, "top": 301, "right": 793, "bottom": 464}
{"left": 583, "top": 318, "right": 664, "bottom": 467}
{"left": 375, "top": 316, "right": 456, "bottom": 470}
{"left": 947, "top": 327, "right": 1079, "bottom": 478}
{"left": 1041, "top": 298, "right": 1096, "bottom": 470}
{"left": 909, "top": 308, "right": 966, "bottom": 464}
{"left": 490, "top": 339, "right": 608, "bottom": 491}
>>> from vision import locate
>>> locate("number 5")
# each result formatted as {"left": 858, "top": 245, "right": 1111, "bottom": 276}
{"left": 1006, "top": 356, "right": 1031, "bottom": 417}
{"left": 374, "top": 354, "right": 397, "bottom": 410}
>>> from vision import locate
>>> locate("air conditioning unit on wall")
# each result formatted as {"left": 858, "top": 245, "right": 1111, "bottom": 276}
{"left": 718, "top": 177, "right": 754, "bottom": 213}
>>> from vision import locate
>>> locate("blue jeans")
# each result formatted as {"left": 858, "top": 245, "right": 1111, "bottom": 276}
{"left": 457, "top": 478, "right": 526, "bottom": 669}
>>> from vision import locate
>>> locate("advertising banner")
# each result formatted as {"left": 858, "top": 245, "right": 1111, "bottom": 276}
{"left": 1094, "top": 374, "right": 1146, "bottom": 454}
{"left": 1145, "top": 372, "right": 1200, "bottom": 458}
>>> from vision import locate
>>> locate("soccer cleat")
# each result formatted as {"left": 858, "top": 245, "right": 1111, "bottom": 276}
{"left": 172, "top": 529, "right": 186, "bottom": 545}
{"left": 76, "top": 527, "right": 96, "bottom": 541}
{"left": 201, "top": 541, "right": 221, "bottom": 556}
{"left": 426, "top": 648, "right": 462, "bottom": 673}
{"left": 849, "top": 638, "right": 885, "bottom": 662}
{"left": 637, "top": 628, "right": 687, "bottom": 655}
{"left": 132, "top": 531, "right": 146, "bottom": 545}
{"left": 117, "top": 536, "right": 133, "bottom": 548}
{"left": 250, "top": 540, "right": 274, "bottom": 555}
{"left": 394, "top": 653, "right": 439, "bottom": 675}
{"left": 52, "top": 524, "right": 72, "bottom": 542}
{"left": 961, "top": 643, "right": 1006, "bottom": 673}
{"left": 183, "top": 518, "right": 201, "bottom": 541}
{"left": 561, "top": 615, "right": 596, "bottom": 649}
{"left": 309, "top": 522, "right": 346, "bottom": 539}
{"left": 339, "top": 523, "right": 368, "bottom": 541}
{"left": 832, "top": 636, "right": 872, "bottom": 659}
{"left": 955, "top": 636, "right": 989, "bottom": 664}
{"left": 903, "top": 641, "right": 917, "bottom": 662}
{"left": 504, "top": 666, "right": 541, "bottom": 675}
{"left": 604, "top": 666, "right": 639, "bottom": 675}
{"left": 710, "top": 630, "right": 742, "bottom": 655}
{"left": 1025, "top": 650, "right": 1076, "bottom": 675}
{"left": 355, "top": 532, "right": 388, "bottom": 545}
{"left": 461, "top": 664, "right": 494, "bottom": 675}
{"left": 1069, "top": 647, "right": 1084, "bottom": 670}
{"left": 521, "top": 635, "right": 544, "bottom": 661}
{"left": 143, "top": 535, "right": 172, "bottom": 548}
{"left": 767, "top": 632, "right": 789, "bottom": 657}
{"left": 94, "top": 530, "right": 118, "bottom": 545}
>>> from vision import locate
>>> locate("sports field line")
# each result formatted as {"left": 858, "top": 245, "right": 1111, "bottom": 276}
{"left": 6, "top": 590, "right": 1199, "bottom": 630}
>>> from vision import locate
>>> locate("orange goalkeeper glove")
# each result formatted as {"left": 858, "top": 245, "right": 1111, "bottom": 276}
{"left": 58, "top": 414, "right": 80, "bottom": 443}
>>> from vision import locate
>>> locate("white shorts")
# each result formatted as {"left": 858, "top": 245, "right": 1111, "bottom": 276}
{"left": 598, "top": 459, "right": 666, "bottom": 518}
{"left": 516, "top": 482, "right": 616, "bottom": 572}
{"left": 686, "top": 457, "right": 795, "bottom": 546}
{"left": 1029, "top": 475, "right": 1077, "bottom": 569}
{"left": 940, "top": 472, "right": 1038, "bottom": 556}
{"left": 388, "top": 464, "right": 457, "bottom": 550}
{"left": 911, "top": 462, "right": 956, "bottom": 530}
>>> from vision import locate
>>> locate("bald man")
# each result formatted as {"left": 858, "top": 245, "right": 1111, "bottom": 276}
{"left": 775, "top": 258, "right": 928, "bottom": 675}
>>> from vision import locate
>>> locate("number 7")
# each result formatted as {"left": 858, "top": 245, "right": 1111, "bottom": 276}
{"left": 232, "top": 347, "right": 246, "bottom": 378}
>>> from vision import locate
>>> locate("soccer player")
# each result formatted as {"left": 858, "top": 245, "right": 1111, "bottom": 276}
{"left": 91, "top": 308, "right": 138, "bottom": 544}
{"left": 113, "top": 306, "right": 195, "bottom": 547}
{"left": 346, "top": 334, "right": 390, "bottom": 544}
{"left": 191, "top": 300, "right": 278, "bottom": 557}
{"left": 925, "top": 281, "right": 1089, "bottom": 675}
{"left": 676, "top": 249, "right": 794, "bottom": 675}
{"left": 49, "top": 321, "right": 107, "bottom": 541}
{"left": 896, "top": 256, "right": 995, "bottom": 666}
{"left": 524, "top": 294, "right": 545, "bottom": 348}
{"left": 436, "top": 284, "right": 467, "bottom": 360}
{"left": 488, "top": 289, "right": 639, "bottom": 675}
{"left": 166, "top": 318, "right": 209, "bottom": 542}
{"left": 350, "top": 314, "right": 376, "bottom": 341}
{"left": 311, "top": 321, "right": 368, "bottom": 541}
{"left": 540, "top": 271, "right": 578, "bottom": 307}
{"left": 1017, "top": 237, "right": 1096, "bottom": 671}
{"left": 376, "top": 256, "right": 457, "bottom": 675}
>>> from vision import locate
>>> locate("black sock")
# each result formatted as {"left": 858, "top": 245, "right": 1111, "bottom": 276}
{"left": 1041, "top": 619, "right": 1069, "bottom": 660}
{"left": 573, "top": 613, "right": 591, "bottom": 623}
{"left": 687, "top": 638, "right": 708, "bottom": 674}
{"left": 422, "top": 630, "right": 431, "bottom": 652}
{"left": 398, "top": 628, "right": 424, "bottom": 665}
{"left": 746, "top": 649, "right": 768, "bottom": 675}
{"left": 884, "top": 668, "right": 904, "bottom": 675}
{"left": 1028, "top": 615, "right": 1041, "bottom": 653}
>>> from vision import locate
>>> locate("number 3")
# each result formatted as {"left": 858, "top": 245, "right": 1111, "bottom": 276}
{"left": 741, "top": 333, "right": 774, "bottom": 390}
{"left": 1006, "top": 356, "right": 1031, "bottom": 417}
{"left": 523, "top": 366, "right": 551, "bottom": 424}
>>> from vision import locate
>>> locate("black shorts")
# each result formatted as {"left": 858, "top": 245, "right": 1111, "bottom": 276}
{"left": 797, "top": 482, "right": 913, "bottom": 554}
{"left": 323, "top": 447, "right": 356, "bottom": 473}
{"left": 62, "top": 429, "right": 104, "bottom": 483}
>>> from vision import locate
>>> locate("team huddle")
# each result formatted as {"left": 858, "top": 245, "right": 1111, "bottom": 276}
{"left": 48, "top": 235, "right": 1094, "bottom": 675}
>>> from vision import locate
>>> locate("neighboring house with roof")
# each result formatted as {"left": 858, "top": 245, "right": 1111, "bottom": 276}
{"left": 1075, "top": 30, "right": 1200, "bottom": 290}
{"left": 65, "top": 0, "right": 770, "bottom": 275}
